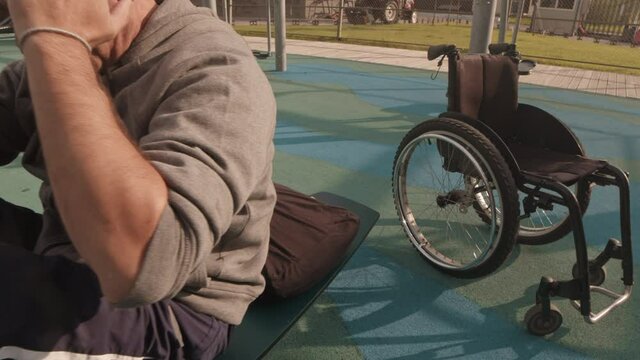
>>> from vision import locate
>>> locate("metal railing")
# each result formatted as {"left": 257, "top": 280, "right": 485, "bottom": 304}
{"left": 194, "top": 0, "right": 640, "bottom": 75}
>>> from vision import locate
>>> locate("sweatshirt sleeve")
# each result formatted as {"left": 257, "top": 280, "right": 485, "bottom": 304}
{"left": 0, "top": 61, "right": 31, "bottom": 165}
{"left": 116, "top": 51, "right": 276, "bottom": 306}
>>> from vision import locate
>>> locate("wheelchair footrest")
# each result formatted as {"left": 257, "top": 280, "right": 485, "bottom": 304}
{"left": 570, "top": 285, "right": 633, "bottom": 324}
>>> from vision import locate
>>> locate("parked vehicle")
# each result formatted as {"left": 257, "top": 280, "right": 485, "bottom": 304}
{"left": 345, "top": 0, "right": 417, "bottom": 24}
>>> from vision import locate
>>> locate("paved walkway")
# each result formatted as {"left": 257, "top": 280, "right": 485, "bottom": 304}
{"left": 244, "top": 36, "right": 640, "bottom": 99}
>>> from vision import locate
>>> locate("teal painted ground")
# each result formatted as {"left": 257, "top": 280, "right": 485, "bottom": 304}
{"left": 1, "top": 43, "right": 639, "bottom": 359}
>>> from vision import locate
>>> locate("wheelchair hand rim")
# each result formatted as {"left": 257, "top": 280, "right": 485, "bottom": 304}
{"left": 393, "top": 131, "right": 505, "bottom": 271}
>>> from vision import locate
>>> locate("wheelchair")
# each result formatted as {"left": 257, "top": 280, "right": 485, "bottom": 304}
{"left": 392, "top": 43, "right": 633, "bottom": 336}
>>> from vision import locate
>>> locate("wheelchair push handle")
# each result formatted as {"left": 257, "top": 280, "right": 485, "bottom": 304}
{"left": 488, "top": 42, "right": 537, "bottom": 75}
{"left": 427, "top": 44, "right": 457, "bottom": 61}
{"left": 488, "top": 43, "right": 515, "bottom": 55}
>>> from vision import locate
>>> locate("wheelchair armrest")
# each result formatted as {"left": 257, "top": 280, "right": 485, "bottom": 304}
{"left": 439, "top": 111, "right": 521, "bottom": 176}
{"left": 514, "top": 104, "right": 585, "bottom": 156}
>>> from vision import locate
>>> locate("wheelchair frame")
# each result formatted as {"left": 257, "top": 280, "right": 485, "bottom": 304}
{"left": 393, "top": 43, "right": 633, "bottom": 335}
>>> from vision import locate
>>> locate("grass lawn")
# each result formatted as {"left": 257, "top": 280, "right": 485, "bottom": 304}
{"left": 235, "top": 23, "right": 640, "bottom": 75}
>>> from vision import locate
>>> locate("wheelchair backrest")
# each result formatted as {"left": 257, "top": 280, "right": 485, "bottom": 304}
{"left": 448, "top": 54, "right": 519, "bottom": 139}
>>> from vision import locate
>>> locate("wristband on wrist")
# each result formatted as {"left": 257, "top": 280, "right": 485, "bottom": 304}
{"left": 18, "top": 27, "right": 92, "bottom": 53}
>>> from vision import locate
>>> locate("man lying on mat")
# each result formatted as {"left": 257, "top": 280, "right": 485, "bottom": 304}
{"left": 0, "top": 0, "right": 276, "bottom": 358}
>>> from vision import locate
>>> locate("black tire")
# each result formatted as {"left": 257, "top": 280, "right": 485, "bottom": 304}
{"left": 572, "top": 262, "right": 606, "bottom": 286}
{"left": 525, "top": 303, "right": 563, "bottom": 336}
{"left": 517, "top": 180, "right": 591, "bottom": 245}
{"left": 346, "top": 10, "right": 368, "bottom": 25}
{"left": 382, "top": 0, "right": 399, "bottom": 23}
{"left": 372, "top": 10, "right": 383, "bottom": 22}
{"left": 392, "top": 118, "right": 520, "bottom": 278}
{"left": 346, "top": 12, "right": 357, "bottom": 25}
{"left": 347, "top": 14, "right": 360, "bottom": 25}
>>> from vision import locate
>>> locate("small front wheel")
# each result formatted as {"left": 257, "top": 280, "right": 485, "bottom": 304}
{"left": 572, "top": 263, "right": 607, "bottom": 286}
{"left": 524, "top": 303, "right": 563, "bottom": 336}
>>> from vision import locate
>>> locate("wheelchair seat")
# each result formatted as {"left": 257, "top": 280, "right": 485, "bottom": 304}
{"left": 393, "top": 44, "right": 633, "bottom": 336}
{"left": 508, "top": 143, "right": 608, "bottom": 185}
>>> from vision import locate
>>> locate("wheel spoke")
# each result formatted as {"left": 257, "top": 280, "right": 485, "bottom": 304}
{"left": 517, "top": 182, "right": 585, "bottom": 243}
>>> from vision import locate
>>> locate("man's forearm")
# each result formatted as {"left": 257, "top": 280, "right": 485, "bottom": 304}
{"left": 22, "top": 35, "right": 168, "bottom": 302}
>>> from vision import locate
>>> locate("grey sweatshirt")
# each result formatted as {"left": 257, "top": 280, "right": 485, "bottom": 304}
{"left": 0, "top": 0, "right": 277, "bottom": 325}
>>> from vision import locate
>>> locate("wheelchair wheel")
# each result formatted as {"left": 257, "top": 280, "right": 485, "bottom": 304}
{"left": 392, "top": 118, "right": 519, "bottom": 278}
{"left": 473, "top": 180, "right": 591, "bottom": 245}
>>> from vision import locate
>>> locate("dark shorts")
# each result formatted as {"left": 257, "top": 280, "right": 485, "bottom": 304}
{"left": 0, "top": 199, "right": 229, "bottom": 359}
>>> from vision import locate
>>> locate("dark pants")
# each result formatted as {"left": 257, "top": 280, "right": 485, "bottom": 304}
{"left": 0, "top": 198, "right": 229, "bottom": 359}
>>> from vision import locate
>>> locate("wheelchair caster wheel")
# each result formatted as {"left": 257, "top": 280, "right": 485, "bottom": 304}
{"left": 572, "top": 263, "right": 606, "bottom": 286}
{"left": 524, "top": 303, "right": 562, "bottom": 336}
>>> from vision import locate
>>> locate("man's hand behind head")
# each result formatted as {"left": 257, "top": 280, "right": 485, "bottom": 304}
{"left": 7, "top": 0, "right": 134, "bottom": 49}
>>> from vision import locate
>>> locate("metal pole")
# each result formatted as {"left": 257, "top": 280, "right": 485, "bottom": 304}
{"left": 469, "top": 0, "right": 498, "bottom": 53}
{"left": 433, "top": 0, "right": 438, "bottom": 24}
{"left": 511, "top": 0, "right": 524, "bottom": 43}
{"left": 229, "top": 0, "right": 234, "bottom": 24}
{"left": 529, "top": 0, "right": 538, "bottom": 32}
{"left": 275, "top": 0, "right": 287, "bottom": 71}
{"left": 208, "top": 0, "right": 218, "bottom": 17}
{"left": 267, "top": 0, "right": 273, "bottom": 55}
{"left": 222, "top": 0, "right": 229, "bottom": 22}
{"left": 337, "top": 0, "right": 345, "bottom": 39}
{"left": 571, "top": 0, "right": 583, "bottom": 36}
{"left": 498, "top": 0, "right": 510, "bottom": 43}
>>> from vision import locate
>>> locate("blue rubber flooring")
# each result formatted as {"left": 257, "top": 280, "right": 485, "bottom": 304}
{"left": 260, "top": 55, "right": 640, "bottom": 360}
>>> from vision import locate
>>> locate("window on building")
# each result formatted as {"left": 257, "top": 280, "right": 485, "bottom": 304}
{"left": 540, "top": 0, "right": 575, "bottom": 9}
{"left": 557, "top": 0, "right": 575, "bottom": 9}
{"left": 540, "top": 0, "right": 555, "bottom": 8}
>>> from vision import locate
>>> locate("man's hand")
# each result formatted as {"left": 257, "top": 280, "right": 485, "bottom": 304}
{"left": 7, "top": 0, "right": 133, "bottom": 48}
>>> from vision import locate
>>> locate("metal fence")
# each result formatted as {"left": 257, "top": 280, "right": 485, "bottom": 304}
{"left": 208, "top": 0, "right": 478, "bottom": 24}
{"left": 221, "top": 0, "right": 640, "bottom": 39}
{"left": 195, "top": 0, "right": 640, "bottom": 74}
{"left": 530, "top": 0, "right": 640, "bottom": 41}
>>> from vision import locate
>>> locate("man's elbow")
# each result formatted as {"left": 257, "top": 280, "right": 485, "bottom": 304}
{"left": 93, "top": 225, "right": 160, "bottom": 305}
{"left": 93, "top": 193, "right": 169, "bottom": 305}
{"left": 97, "top": 249, "right": 168, "bottom": 306}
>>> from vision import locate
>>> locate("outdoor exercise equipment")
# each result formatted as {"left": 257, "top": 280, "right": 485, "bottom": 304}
{"left": 392, "top": 42, "right": 633, "bottom": 336}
